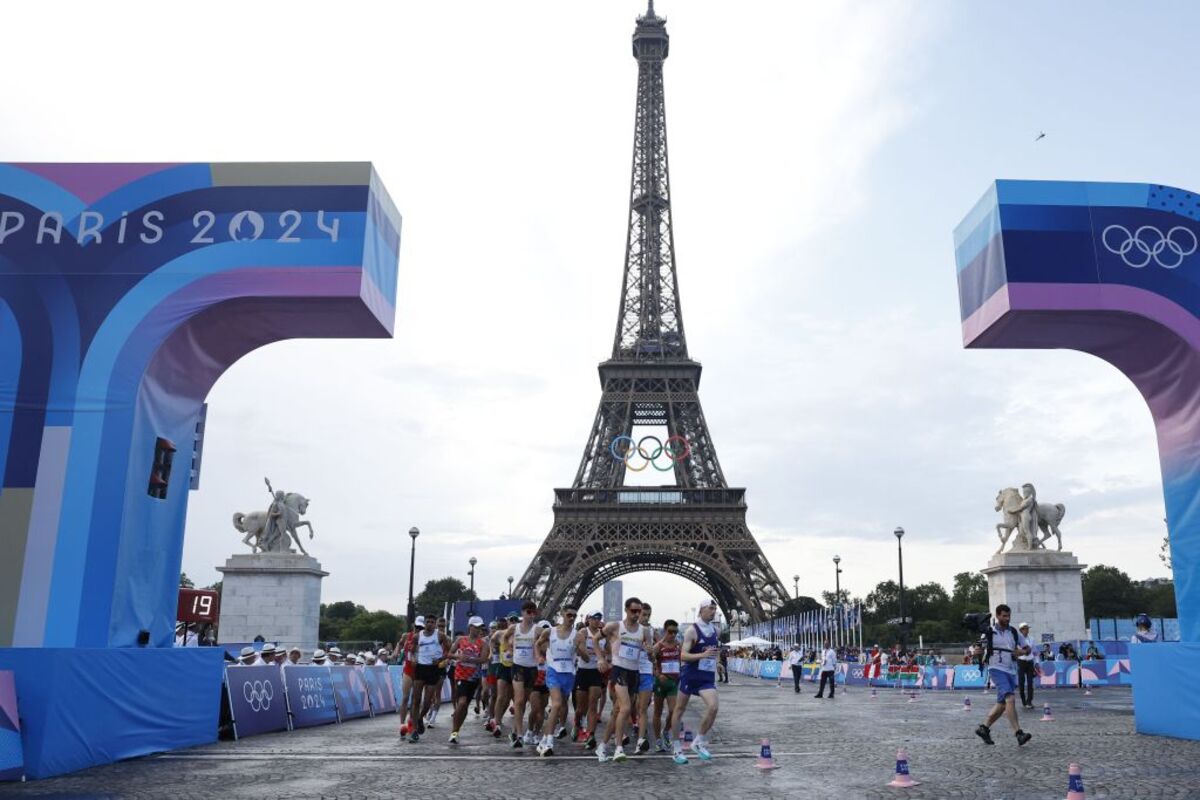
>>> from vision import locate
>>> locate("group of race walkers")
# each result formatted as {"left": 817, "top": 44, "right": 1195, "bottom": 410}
{"left": 390, "top": 595, "right": 722, "bottom": 764}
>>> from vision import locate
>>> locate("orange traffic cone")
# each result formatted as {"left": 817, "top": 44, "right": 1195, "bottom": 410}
{"left": 755, "top": 738, "right": 780, "bottom": 769}
{"left": 963, "top": 696, "right": 971, "bottom": 711}
{"left": 1065, "top": 763, "right": 1086, "bottom": 799}
{"left": 1041, "top": 703, "right": 1054, "bottom": 722}
{"left": 887, "top": 748, "right": 919, "bottom": 787}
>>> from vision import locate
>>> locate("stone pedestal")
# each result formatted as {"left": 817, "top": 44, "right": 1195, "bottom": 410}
{"left": 216, "top": 553, "right": 327, "bottom": 650}
{"left": 982, "top": 550, "right": 1087, "bottom": 642}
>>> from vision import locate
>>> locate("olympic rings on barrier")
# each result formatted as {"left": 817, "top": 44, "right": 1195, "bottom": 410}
{"left": 1102, "top": 224, "right": 1198, "bottom": 269}
{"left": 609, "top": 434, "right": 691, "bottom": 471}
{"left": 243, "top": 679, "right": 274, "bottom": 712}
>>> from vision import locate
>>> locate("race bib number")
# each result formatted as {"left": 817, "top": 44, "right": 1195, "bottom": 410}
{"left": 516, "top": 645, "right": 533, "bottom": 661}
{"left": 619, "top": 643, "right": 641, "bottom": 662}
{"left": 699, "top": 657, "right": 716, "bottom": 672}
{"left": 661, "top": 661, "right": 680, "bottom": 675}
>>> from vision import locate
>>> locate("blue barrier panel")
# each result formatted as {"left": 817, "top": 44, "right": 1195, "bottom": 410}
{"left": 226, "top": 664, "right": 289, "bottom": 738}
{"left": 283, "top": 666, "right": 337, "bottom": 729}
{"left": 330, "top": 666, "right": 371, "bottom": 720}
{"left": 387, "top": 665, "right": 410, "bottom": 711}
{"left": 0, "top": 647, "right": 224, "bottom": 779}
{"left": 0, "top": 671, "right": 23, "bottom": 781}
{"left": 364, "top": 665, "right": 397, "bottom": 714}
{"left": 1131, "top": 643, "right": 1200, "bottom": 738}
{"left": 758, "top": 661, "right": 781, "bottom": 680}
{"left": 953, "top": 665, "right": 986, "bottom": 689}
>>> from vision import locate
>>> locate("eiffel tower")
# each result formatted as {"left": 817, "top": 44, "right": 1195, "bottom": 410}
{"left": 513, "top": 2, "right": 790, "bottom": 622}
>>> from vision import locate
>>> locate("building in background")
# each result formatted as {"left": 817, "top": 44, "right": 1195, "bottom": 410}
{"left": 603, "top": 581, "right": 623, "bottom": 622}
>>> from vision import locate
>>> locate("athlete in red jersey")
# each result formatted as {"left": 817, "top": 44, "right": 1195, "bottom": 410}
{"left": 651, "top": 620, "right": 682, "bottom": 752}
{"left": 392, "top": 617, "right": 424, "bottom": 736}
{"left": 447, "top": 617, "right": 491, "bottom": 744}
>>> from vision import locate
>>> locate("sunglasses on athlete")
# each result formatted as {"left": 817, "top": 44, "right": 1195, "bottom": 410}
{"left": 628, "top": 607, "right": 642, "bottom": 614}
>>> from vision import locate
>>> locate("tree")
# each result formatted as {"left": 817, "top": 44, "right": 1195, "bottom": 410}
{"left": 820, "top": 589, "right": 850, "bottom": 608}
{"left": 951, "top": 572, "right": 988, "bottom": 611}
{"left": 179, "top": 572, "right": 194, "bottom": 589}
{"left": 1081, "top": 565, "right": 1139, "bottom": 618}
{"left": 1161, "top": 535, "right": 1173, "bottom": 571}
{"left": 413, "top": 577, "right": 475, "bottom": 617}
{"left": 864, "top": 580, "right": 901, "bottom": 623}
{"left": 340, "top": 610, "right": 405, "bottom": 644}
{"left": 776, "top": 595, "right": 823, "bottom": 616}
{"left": 1141, "top": 582, "right": 1177, "bottom": 618}
{"left": 323, "top": 600, "right": 363, "bottom": 621}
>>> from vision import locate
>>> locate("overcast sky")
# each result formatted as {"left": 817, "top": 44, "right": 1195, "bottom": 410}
{"left": 4, "top": 1, "right": 1193, "bottom": 626}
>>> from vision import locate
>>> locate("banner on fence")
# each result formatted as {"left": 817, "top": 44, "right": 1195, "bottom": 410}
{"left": 283, "top": 666, "right": 337, "bottom": 729}
{"left": 0, "top": 671, "right": 22, "bottom": 781}
{"left": 226, "top": 665, "right": 289, "bottom": 738}
{"left": 329, "top": 666, "right": 371, "bottom": 720}
{"left": 363, "top": 665, "right": 398, "bottom": 714}
{"left": 387, "top": 666, "right": 409, "bottom": 710}
{"left": 953, "top": 665, "right": 987, "bottom": 689}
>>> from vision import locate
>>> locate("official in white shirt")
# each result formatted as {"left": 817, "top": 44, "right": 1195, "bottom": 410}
{"left": 785, "top": 644, "right": 805, "bottom": 693}
{"left": 814, "top": 640, "right": 838, "bottom": 699}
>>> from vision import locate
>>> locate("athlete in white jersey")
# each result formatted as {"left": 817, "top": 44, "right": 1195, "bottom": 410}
{"left": 633, "top": 603, "right": 657, "bottom": 754}
{"left": 500, "top": 600, "right": 541, "bottom": 748}
{"left": 574, "top": 610, "right": 606, "bottom": 748}
{"left": 594, "top": 596, "right": 652, "bottom": 763}
{"left": 408, "top": 617, "right": 449, "bottom": 743}
{"left": 536, "top": 605, "right": 587, "bottom": 756}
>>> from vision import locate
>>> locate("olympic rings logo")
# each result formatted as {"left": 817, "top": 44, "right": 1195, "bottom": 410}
{"left": 1102, "top": 224, "right": 1198, "bottom": 269}
{"left": 243, "top": 679, "right": 274, "bottom": 712}
{"left": 609, "top": 434, "right": 691, "bottom": 472}
{"left": 852, "top": 668, "right": 864, "bottom": 679}
{"left": 959, "top": 669, "right": 980, "bottom": 681}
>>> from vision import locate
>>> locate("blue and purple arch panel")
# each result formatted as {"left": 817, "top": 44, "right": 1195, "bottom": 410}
{"left": 954, "top": 179, "right": 1200, "bottom": 738}
{"left": 0, "top": 162, "right": 401, "bottom": 650}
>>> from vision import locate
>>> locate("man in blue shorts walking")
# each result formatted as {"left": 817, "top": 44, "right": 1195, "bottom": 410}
{"left": 669, "top": 598, "right": 721, "bottom": 764}
{"left": 974, "top": 603, "right": 1033, "bottom": 747}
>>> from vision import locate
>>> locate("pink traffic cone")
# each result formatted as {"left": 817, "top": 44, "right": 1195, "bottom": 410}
{"left": 755, "top": 738, "right": 780, "bottom": 769}
{"left": 963, "top": 696, "right": 972, "bottom": 711}
{"left": 1065, "top": 763, "right": 1086, "bottom": 799}
{"left": 887, "top": 748, "right": 919, "bottom": 787}
{"left": 1041, "top": 703, "right": 1054, "bottom": 722}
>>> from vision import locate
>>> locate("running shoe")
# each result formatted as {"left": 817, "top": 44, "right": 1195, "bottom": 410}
{"left": 524, "top": 730, "right": 537, "bottom": 746}
{"left": 596, "top": 743, "right": 610, "bottom": 763}
{"left": 690, "top": 740, "right": 712, "bottom": 761}
{"left": 484, "top": 720, "right": 494, "bottom": 733}
{"left": 975, "top": 724, "right": 994, "bottom": 745}
{"left": 621, "top": 734, "right": 630, "bottom": 747}
{"left": 613, "top": 745, "right": 628, "bottom": 763}
{"left": 448, "top": 731, "right": 458, "bottom": 745}
{"left": 576, "top": 728, "right": 589, "bottom": 743}
{"left": 554, "top": 724, "right": 568, "bottom": 740}
{"left": 474, "top": 704, "right": 481, "bottom": 716}
{"left": 492, "top": 725, "right": 503, "bottom": 739}
{"left": 510, "top": 732, "right": 518, "bottom": 745}
{"left": 584, "top": 734, "right": 597, "bottom": 751}
{"left": 655, "top": 738, "right": 667, "bottom": 753}
{"left": 408, "top": 732, "right": 420, "bottom": 744}
{"left": 636, "top": 737, "right": 649, "bottom": 755}
{"left": 541, "top": 737, "right": 554, "bottom": 757}
{"left": 1016, "top": 730, "right": 1032, "bottom": 746}
{"left": 511, "top": 736, "right": 523, "bottom": 749}
{"left": 672, "top": 749, "right": 688, "bottom": 765}
{"left": 416, "top": 718, "right": 426, "bottom": 735}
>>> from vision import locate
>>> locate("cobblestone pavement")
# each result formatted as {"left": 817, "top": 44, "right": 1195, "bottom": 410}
{"left": 3, "top": 678, "right": 1198, "bottom": 799}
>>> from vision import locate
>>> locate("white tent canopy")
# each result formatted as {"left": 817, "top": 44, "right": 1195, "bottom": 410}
{"left": 731, "top": 636, "right": 774, "bottom": 647}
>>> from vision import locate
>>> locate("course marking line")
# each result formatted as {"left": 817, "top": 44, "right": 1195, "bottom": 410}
{"left": 156, "top": 751, "right": 822, "bottom": 763}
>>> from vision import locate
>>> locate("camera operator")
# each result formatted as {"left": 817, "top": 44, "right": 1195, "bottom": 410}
{"left": 974, "top": 604, "right": 1033, "bottom": 747}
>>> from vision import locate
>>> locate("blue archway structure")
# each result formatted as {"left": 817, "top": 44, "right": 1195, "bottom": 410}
{"left": 0, "top": 163, "right": 400, "bottom": 775}
{"left": 955, "top": 179, "right": 1200, "bottom": 739}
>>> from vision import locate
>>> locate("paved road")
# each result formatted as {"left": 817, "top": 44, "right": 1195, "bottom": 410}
{"left": 3, "top": 678, "right": 1198, "bottom": 799}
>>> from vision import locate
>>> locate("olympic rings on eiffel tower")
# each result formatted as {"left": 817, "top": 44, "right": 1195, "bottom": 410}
{"left": 609, "top": 434, "right": 691, "bottom": 472}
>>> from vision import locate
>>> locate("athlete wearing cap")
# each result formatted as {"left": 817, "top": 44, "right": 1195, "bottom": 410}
{"left": 525, "top": 620, "right": 552, "bottom": 746}
{"left": 448, "top": 616, "right": 491, "bottom": 744}
{"left": 501, "top": 600, "right": 541, "bottom": 748}
{"left": 651, "top": 619, "right": 681, "bottom": 752}
{"left": 670, "top": 598, "right": 721, "bottom": 764}
{"left": 536, "top": 606, "right": 586, "bottom": 756}
{"left": 595, "top": 596, "right": 652, "bottom": 763}
{"left": 574, "top": 610, "right": 606, "bottom": 748}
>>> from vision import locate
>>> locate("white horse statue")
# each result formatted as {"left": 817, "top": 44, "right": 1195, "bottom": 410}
{"left": 233, "top": 477, "right": 315, "bottom": 555}
{"left": 994, "top": 485, "right": 1066, "bottom": 553}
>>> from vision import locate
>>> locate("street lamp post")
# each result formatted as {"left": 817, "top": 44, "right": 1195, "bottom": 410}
{"left": 406, "top": 526, "right": 420, "bottom": 625}
{"left": 894, "top": 527, "right": 908, "bottom": 652}
{"left": 507, "top": 575, "right": 514, "bottom": 599}
{"left": 792, "top": 574, "right": 799, "bottom": 599}
{"left": 468, "top": 557, "right": 477, "bottom": 615}
{"left": 833, "top": 555, "right": 842, "bottom": 648}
